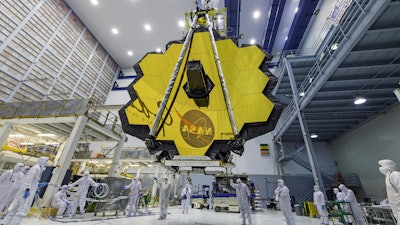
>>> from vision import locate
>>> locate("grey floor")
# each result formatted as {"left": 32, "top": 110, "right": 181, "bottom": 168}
{"left": 9, "top": 206, "right": 348, "bottom": 225}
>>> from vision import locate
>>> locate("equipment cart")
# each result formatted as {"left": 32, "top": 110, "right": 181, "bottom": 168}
{"left": 326, "top": 200, "right": 356, "bottom": 225}
{"left": 91, "top": 177, "right": 131, "bottom": 217}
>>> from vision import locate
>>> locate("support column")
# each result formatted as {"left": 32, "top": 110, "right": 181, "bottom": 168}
{"left": 273, "top": 140, "right": 283, "bottom": 178}
{"left": 108, "top": 134, "right": 126, "bottom": 177}
{"left": 42, "top": 115, "right": 88, "bottom": 206}
{"left": 0, "top": 122, "right": 14, "bottom": 147}
{"left": 53, "top": 141, "right": 66, "bottom": 166}
{"left": 136, "top": 168, "right": 141, "bottom": 178}
{"left": 285, "top": 59, "right": 325, "bottom": 192}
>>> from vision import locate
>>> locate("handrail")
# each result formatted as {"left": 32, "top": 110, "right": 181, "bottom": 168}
{"left": 273, "top": 0, "right": 380, "bottom": 139}
{"left": 0, "top": 99, "right": 123, "bottom": 136}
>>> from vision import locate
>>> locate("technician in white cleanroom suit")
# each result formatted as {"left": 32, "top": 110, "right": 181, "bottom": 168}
{"left": 180, "top": 184, "right": 192, "bottom": 214}
{"left": 154, "top": 177, "right": 173, "bottom": 220}
{"left": 123, "top": 177, "right": 142, "bottom": 216}
{"left": 51, "top": 185, "right": 73, "bottom": 218}
{"left": 333, "top": 187, "right": 351, "bottom": 223}
{"left": 313, "top": 185, "right": 329, "bottom": 225}
{"left": 274, "top": 179, "right": 295, "bottom": 225}
{"left": 2, "top": 157, "right": 48, "bottom": 225}
{"left": 378, "top": 159, "right": 400, "bottom": 225}
{"left": 69, "top": 171, "right": 100, "bottom": 216}
{"left": 0, "top": 163, "right": 25, "bottom": 212}
{"left": 338, "top": 183, "right": 367, "bottom": 225}
{"left": 21, "top": 166, "right": 30, "bottom": 175}
{"left": 333, "top": 187, "right": 344, "bottom": 201}
{"left": 230, "top": 178, "right": 252, "bottom": 225}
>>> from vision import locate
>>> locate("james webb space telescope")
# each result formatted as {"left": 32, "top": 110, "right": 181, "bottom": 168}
{"left": 119, "top": 6, "right": 283, "bottom": 171}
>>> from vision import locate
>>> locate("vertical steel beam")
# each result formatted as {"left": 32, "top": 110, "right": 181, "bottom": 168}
{"left": 285, "top": 58, "right": 325, "bottom": 191}
{"left": 41, "top": 115, "right": 88, "bottom": 206}
{"left": 108, "top": 134, "right": 126, "bottom": 177}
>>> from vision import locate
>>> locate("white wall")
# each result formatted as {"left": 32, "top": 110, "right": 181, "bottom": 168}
{"left": 232, "top": 132, "right": 277, "bottom": 175}
{"left": 331, "top": 104, "right": 400, "bottom": 201}
{"left": 299, "top": 0, "right": 337, "bottom": 51}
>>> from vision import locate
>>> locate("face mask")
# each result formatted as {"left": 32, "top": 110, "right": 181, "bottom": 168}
{"left": 379, "top": 167, "right": 388, "bottom": 175}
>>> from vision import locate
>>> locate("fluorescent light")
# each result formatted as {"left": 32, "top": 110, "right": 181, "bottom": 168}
{"left": 144, "top": 24, "right": 151, "bottom": 31}
{"left": 91, "top": 0, "right": 98, "bottom": 5}
{"left": 127, "top": 50, "right": 134, "bottom": 56}
{"left": 38, "top": 133, "right": 56, "bottom": 137}
{"left": 294, "top": 7, "right": 299, "bottom": 13}
{"left": 249, "top": 39, "right": 256, "bottom": 45}
{"left": 45, "top": 142, "right": 59, "bottom": 145}
{"left": 156, "top": 48, "right": 162, "bottom": 53}
{"left": 354, "top": 96, "right": 366, "bottom": 105}
{"left": 310, "top": 133, "right": 318, "bottom": 139}
{"left": 111, "top": 28, "right": 119, "bottom": 34}
{"left": 253, "top": 10, "right": 260, "bottom": 19}
{"left": 299, "top": 91, "right": 305, "bottom": 97}
{"left": 9, "top": 134, "right": 25, "bottom": 137}
{"left": 20, "top": 142, "right": 34, "bottom": 145}
{"left": 285, "top": 36, "right": 288, "bottom": 41}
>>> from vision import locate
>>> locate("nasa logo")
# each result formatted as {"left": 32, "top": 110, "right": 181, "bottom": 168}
{"left": 179, "top": 110, "right": 214, "bottom": 148}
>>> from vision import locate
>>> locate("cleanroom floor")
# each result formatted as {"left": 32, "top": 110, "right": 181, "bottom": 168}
{"left": 4, "top": 206, "right": 361, "bottom": 225}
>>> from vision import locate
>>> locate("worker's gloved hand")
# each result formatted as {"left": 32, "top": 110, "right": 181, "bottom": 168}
{"left": 153, "top": 177, "right": 157, "bottom": 181}
{"left": 36, "top": 189, "right": 41, "bottom": 194}
{"left": 38, "top": 182, "right": 48, "bottom": 187}
{"left": 23, "top": 189, "right": 30, "bottom": 199}
{"left": 121, "top": 185, "right": 127, "bottom": 189}
{"left": 321, "top": 205, "right": 325, "bottom": 210}
{"left": 65, "top": 201, "right": 70, "bottom": 206}
{"left": 248, "top": 196, "right": 252, "bottom": 202}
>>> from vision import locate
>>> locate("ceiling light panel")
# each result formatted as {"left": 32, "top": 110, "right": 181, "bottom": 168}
{"left": 253, "top": 10, "right": 260, "bottom": 19}
{"left": 178, "top": 20, "right": 185, "bottom": 28}
{"left": 144, "top": 24, "right": 151, "bottom": 31}
{"left": 354, "top": 96, "right": 366, "bottom": 105}
{"left": 111, "top": 28, "right": 119, "bottom": 34}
